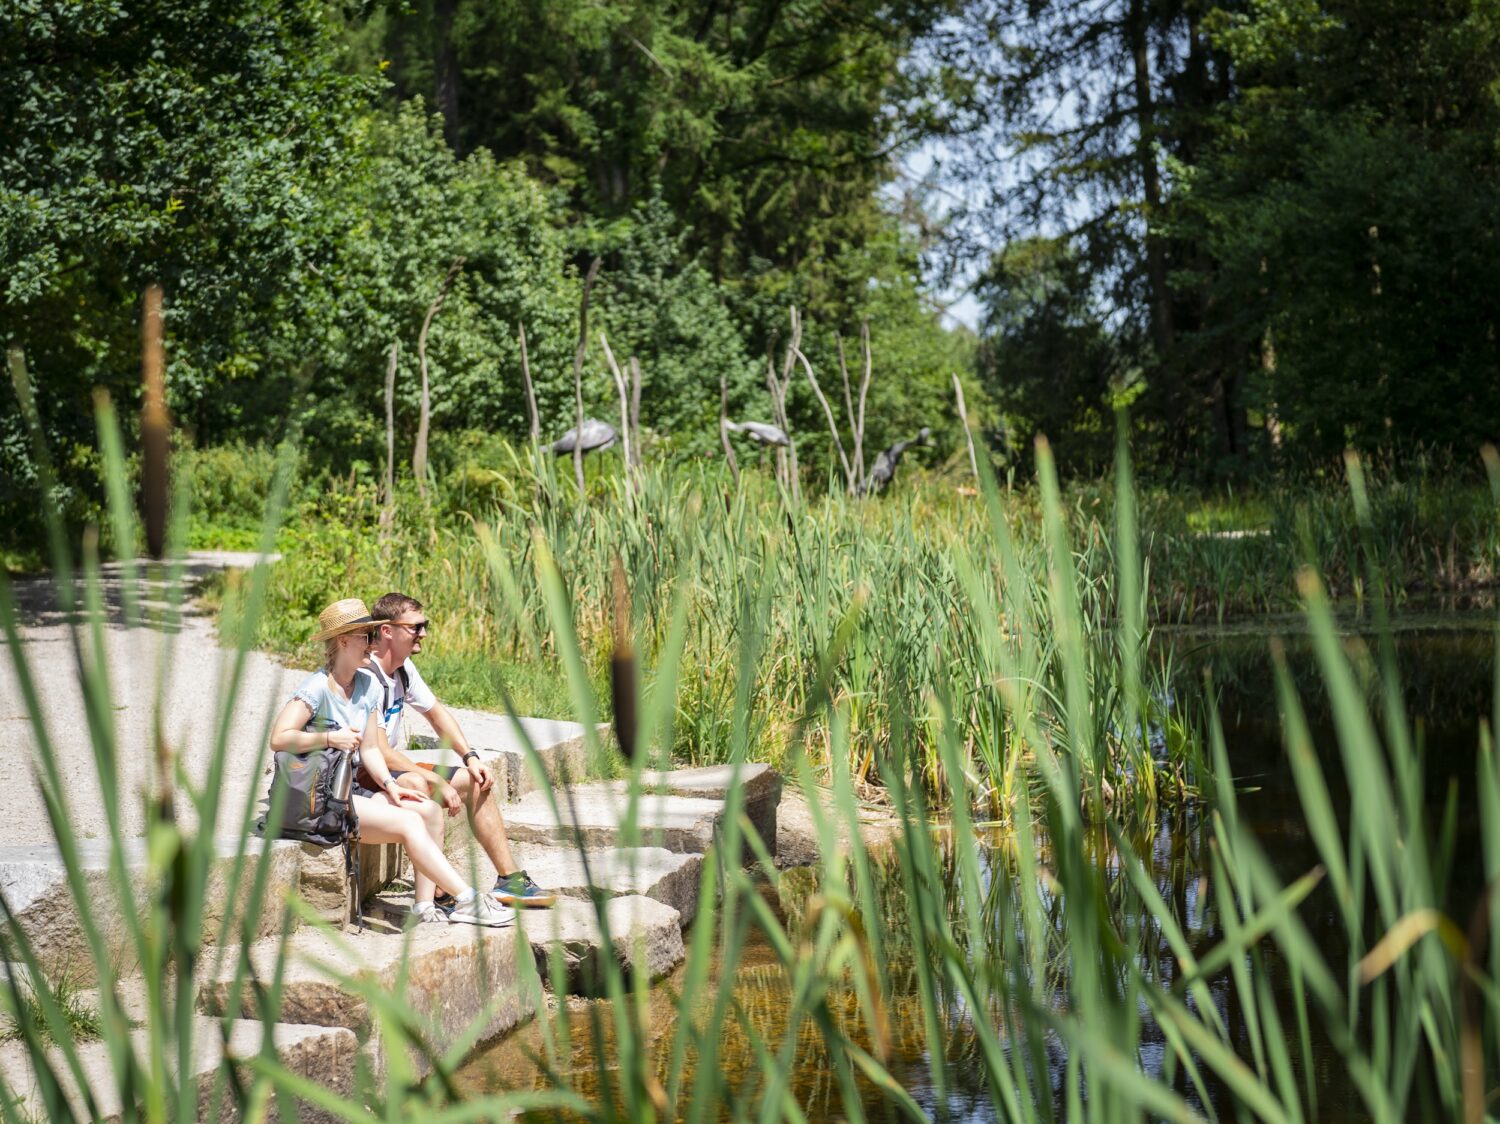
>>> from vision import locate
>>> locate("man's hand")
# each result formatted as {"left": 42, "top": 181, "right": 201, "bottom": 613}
{"left": 466, "top": 758, "right": 494, "bottom": 793}
{"left": 435, "top": 777, "right": 463, "bottom": 816}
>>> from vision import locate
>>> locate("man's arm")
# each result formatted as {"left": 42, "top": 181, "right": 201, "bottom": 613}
{"left": 424, "top": 701, "right": 494, "bottom": 792}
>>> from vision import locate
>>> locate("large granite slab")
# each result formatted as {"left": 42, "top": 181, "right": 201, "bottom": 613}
{"left": 501, "top": 786, "right": 727, "bottom": 854}
{"left": 199, "top": 917, "right": 539, "bottom": 1074}
{"left": 0, "top": 837, "right": 301, "bottom": 984}
{"left": 0, "top": 1014, "right": 354, "bottom": 1123}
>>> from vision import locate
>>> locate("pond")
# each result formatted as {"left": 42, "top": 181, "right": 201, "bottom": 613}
{"left": 457, "top": 604, "right": 1497, "bottom": 1120}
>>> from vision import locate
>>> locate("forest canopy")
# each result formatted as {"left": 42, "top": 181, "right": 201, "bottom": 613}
{"left": 3, "top": 0, "right": 1497, "bottom": 543}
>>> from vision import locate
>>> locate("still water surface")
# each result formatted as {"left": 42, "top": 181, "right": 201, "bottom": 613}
{"left": 458, "top": 607, "right": 1497, "bottom": 1119}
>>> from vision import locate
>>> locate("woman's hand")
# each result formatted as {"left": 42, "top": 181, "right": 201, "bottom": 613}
{"left": 390, "top": 786, "right": 427, "bottom": 808}
{"left": 326, "top": 727, "right": 361, "bottom": 751}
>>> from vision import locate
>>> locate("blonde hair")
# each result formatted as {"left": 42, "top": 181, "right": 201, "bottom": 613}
{"left": 323, "top": 631, "right": 367, "bottom": 672}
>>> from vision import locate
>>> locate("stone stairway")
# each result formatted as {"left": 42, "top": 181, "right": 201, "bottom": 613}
{"left": 0, "top": 752, "right": 787, "bottom": 1121}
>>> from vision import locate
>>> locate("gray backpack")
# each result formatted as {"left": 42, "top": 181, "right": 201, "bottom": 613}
{"left": 262, "top": 747, "right": 359, "bottom": 849}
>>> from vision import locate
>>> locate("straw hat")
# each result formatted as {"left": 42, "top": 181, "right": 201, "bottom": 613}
{"left": 310, "top": 598, "right": 376, "bottom": 642}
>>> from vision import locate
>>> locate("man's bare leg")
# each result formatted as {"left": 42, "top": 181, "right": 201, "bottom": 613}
{"left": 397, "top": 768, "right": 518, "bottom": 875}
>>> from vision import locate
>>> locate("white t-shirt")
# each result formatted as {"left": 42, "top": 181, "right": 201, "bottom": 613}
{"left": 364, "top": 656, "right": 437, "bottom": 752}
{"left": 290, "top": 669, "right": 382, "bottom": 736}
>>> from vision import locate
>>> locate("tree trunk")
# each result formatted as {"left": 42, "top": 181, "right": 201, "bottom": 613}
{"left": 413, "top": 257, "right": 465, "bottom": 498}
{"left": 434, "top": 0, "right": 461, "bottom": 152}
{"left": 1128, "top": 0, "right": 1173, "bottom": 355}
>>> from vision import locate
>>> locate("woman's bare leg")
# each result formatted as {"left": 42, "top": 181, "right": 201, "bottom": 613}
{"left": 353, "top": 794, "right": 468, "bottom": 899}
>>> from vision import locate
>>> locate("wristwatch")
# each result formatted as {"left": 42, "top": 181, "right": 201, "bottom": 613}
{"left": 462, "top": 751, "right": 481, "bottom": 765}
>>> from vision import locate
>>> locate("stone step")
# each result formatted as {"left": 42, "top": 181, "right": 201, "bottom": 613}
{"left": 607, "top": 763, "right": 782, "bottom": 859}
{"left": 367, "top": 890, "right": 684, "bottom": 996}
{"left": 296, "top": 840, "right": 406, "bottom": 928}
{"left": 199, "top": 914, "right": 538, "bottom": 1077}
{"left": 0, "top": 837, "right": 301, "bottom": 984}
{"left": 0, "top": 1011, "right": 354, "bottom": 1124}
{"left": 510, "top": 843, "right": 704, "bottom": 927}
{"left": 502, "top": 786, "right": 728, "bottom": 854}
{"left": 405, "top": 712, "right": 608, "bottom": 800}
{"left": 501, "top": 765, "right": 783, "bottom": 861}
{"left": 524, "top": 895, "right": 684, "bottom": 994}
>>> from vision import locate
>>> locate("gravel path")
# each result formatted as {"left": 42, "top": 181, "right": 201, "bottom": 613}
{"left": 0, "top": 552, "right": 303, "bottom": 845}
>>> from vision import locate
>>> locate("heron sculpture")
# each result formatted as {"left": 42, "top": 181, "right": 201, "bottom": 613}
{"left": 723, "top": 420, "right": 790, "bottom": 447}
{"left": 861, "top": 427, "right": 932, "bottom": 495}
{"left": 549, "top": 417, "right": 618, "bottom": 456}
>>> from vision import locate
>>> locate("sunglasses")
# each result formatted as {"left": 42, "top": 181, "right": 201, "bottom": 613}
{"left": 392, "top": 620, "right": 430, "bottom": 637}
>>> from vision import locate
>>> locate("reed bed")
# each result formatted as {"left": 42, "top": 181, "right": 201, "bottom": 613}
{"left": 3, "top": 367, "right": 1498, "bottom": 1119}
{"left": 223, "top": 438, "right": 1200, "bottom": 820}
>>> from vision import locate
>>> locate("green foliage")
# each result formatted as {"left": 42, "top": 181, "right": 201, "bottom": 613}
{"left": 0, "top": 0, "right": 369, "bottom": 540}
{"left": 1175, "top": 0, "right": 1500, "bottom": 463}
{"left": 964, "top": 0, "right": 1500, "bottom": 476}
{"left": 0, "top": 968, "right": 102, "bottom": 1047}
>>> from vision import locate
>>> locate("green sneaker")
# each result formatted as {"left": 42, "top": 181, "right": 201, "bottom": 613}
{"left": 492, "top": 869, "right": 555, "bottom": 908}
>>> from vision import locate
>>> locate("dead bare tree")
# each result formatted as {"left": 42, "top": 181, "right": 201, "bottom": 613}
{"left": 953, "top": 372, "right": 980, "bottom": 485}
{"left": 140, "top": 284, "right": 169, "bottom": 559}
{"left": 719, "top": 371, "right": 740, "bottom": 488}
{"left": 599, "top": 329, "right": 634, "bottom": 483}
{"left": 628, "top": 356, "right": 642, "bottom": 471}
{"left": 790, "top": 307, "right": 854, "bottom": 494}
{"left": 571, "top": 257, "right": 603, "bottom": 493}
{"left": 765, "top": 351, "right": 800, "bottom": 502}
{"left": 412, "top": 256, "right": 466, "bottom": 498}
{"left": 517, "top": 323, "right": 540, "bottom": 447}
{"left": 381, "top": 341, "right": 399, "bottom": 534}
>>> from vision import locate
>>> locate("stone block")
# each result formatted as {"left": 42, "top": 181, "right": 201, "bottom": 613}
{"left": 296, "top": 841, "right": 406, "bottom": 927}
{"left": 511, "top": 843, "right": 704, "bottom": 927}
{"left": 502, "top": 786, "right": 727, "bottom": 854}
{"left": 611, "top": 764, "right": 782, "bottom": 863}
{"left": 0, "top": 1015, "right": 356, "bottom": 1124}
{"left": 0, "top": 837, "right": 301, "bottom": 984}
{"left": 521, "top": 894, "right": 684, "bottom": 995}
{"left": 200, "top": 918, "right": 541, "bottom": 1076}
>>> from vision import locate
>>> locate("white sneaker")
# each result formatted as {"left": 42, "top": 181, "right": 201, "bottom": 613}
{"left": 448, "top": 892, "right": 515, "bottom": 928}
{"left": 405, "top": 903, "right": 448, "bottom": 930}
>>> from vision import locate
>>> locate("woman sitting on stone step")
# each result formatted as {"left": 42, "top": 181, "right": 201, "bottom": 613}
{"left": 268, "top": 598, "right": 513, "bottom": 929}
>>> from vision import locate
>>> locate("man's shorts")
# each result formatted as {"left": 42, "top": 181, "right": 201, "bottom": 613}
{"left": 352, "top": 764, "right": 459, "bottom": 798}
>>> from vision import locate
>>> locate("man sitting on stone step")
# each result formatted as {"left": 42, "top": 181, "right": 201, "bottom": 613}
{"left": 367, "top": 591, "right": 556, "bottom": 919}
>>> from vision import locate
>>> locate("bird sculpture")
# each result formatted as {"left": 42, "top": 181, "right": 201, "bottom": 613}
{"left": 723, "top": 420, "right": 790, "bottom": 447}
{"left": 861, "top": 427, "right": 933, "bottom": 495}
{"left": 549, "top": 417, "right": 617, "bottom": 456}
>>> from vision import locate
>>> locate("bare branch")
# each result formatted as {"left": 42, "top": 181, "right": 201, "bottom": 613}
{"left": 953, "top": 372, "right": 980, "bottom": 485}
{"left": 719, "top": 371, "right": 740, "bottom": 488}
{"left": 572, "top": 257, "right": 602, "bottom": 493}
{"left": 517, "top": 322, "right": 539, "bottom": 447}
{"left": 413, "top": 256, "right": 466, "bottom": 498}
{"left": 857, "top": 318, "right": 872, "bottom": 488}
{"left": 600, "top": 329, "right": 633, "bottom": 482}
{"left": 628, "top": 356, "right": 643, "bottom": 470}
{"left": 790, "top": 308, "right": 854, "bottom": 493}
{"left": 381, "top": 340, "right": 398, "bottom": 534}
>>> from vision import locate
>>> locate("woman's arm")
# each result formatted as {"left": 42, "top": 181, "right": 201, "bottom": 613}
{"left": 270, "top": 699, "right": 325, "bottom": 753}
{"left": 357, "top": 713, "right": 423, "bottom": 805}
